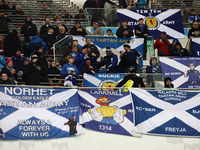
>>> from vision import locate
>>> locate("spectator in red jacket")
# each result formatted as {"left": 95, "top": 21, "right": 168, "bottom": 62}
{"left": 154, "top": 31, "right": 170, "bottom": 56}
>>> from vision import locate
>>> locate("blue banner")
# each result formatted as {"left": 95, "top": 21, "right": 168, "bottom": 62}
{"left": 129, "top": 88, "right": 200, "bottom": 136}
{"left": 79, "top": 90, "right": 140, "bottom": 137}
{"left": 72, "top": 36, "right": 144, "bottom": 67}
{"left": 83, "top": 73, "right": 127, "bottom": 90}
{"left": 192, "top": 38, "right": 200, "bottom": 57}
{"left": 159, "top": 57, "right": 200, "bottom": 88}
{"left": 117, "top": 9, "right": 185, "bottom": 39}
{"left": 0, "top": 86, "right": 84, "bottom": 139}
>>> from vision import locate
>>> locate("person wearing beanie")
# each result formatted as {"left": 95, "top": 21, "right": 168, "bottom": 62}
{"left": 1, "top": 58, "right": 17, "bottom": 82}
{"left": 100, "top": 46, "right": 118, "bottom": 73}
{"left": 60, "top": 56, "right": 79, "bottom": 87}
{"left": 169, "top": 38, "right": 179, "bottom": 56}
{"left": 116, "top": 20, "right": 134, "bottom": 38}
{"left": 11, "top": 50, "right": 25, "bottom": 73}
{"left": 75, "top": 46, "right": 88, "bottom": 70}
{"left": 23, "top": 54, "right": 41, "bottom": 85}
{"left": 70, "top": 20, "right": 87, "bottom": 36}
{"left": 21, "top": 16, "right": 37, "bottom": 43}
{"left": 34, "top": 46, "right": 48, "bottom": 82}
{"left": 80, "top": 55, "right": 99, "bottom": 75}
{"left": 120, "top": 43, "right": 142, "bottom": 73}
{"left": 174, "top": 42, "right": 190, "bottom": 57}
{"left": 115, "top": 66, "right": 145, "bottom": 89}
{"left": 0, "top": 0, "right": 10, "bottom": 10}
{"left": 164, "top": 77, "right": 174, "bottom": 88}
{"left": 91, "top": 22, "right": 104, "bottom": 35}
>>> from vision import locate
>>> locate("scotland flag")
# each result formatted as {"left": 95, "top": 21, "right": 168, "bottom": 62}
{"left": 72, "top": 36, "right": 144, "bottom": 67}
{"left": 0, "top": 86, "right": 84, "bottom": 139}
{"left": 130, "top": 88, "right": 200, "bottom": 136}
{"left": 117, "top": 9, "right": 185, "bottom": 39}
{"left": 83, "top": 73, "right": 126, "bottom": 89}
{"left": 79, "top": 89, "right": 141, "bottom": 137}
{"left": 159, "top": 57, "right": 200, "bottom": 88}
{"left": 192, "top": 38, "right": 200, "bottom": 57}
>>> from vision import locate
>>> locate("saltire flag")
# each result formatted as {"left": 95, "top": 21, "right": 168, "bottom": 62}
{"left": 72, "top": 36, "right": 144, "bottom": 67}
{"left": 0, "top": 86, "right": 84, "bottom": 139}
{"left": 159, "top": 57, "right": 200, "bottom": 88}
{"left": 117, "top": 9, "right": 185, "bottom": 39}
{"left": 129, "top": 88, "right": 200, "bottom": 136}
{"left": 78, "top": 89, "right": 141, "bottom": 137}
{"left": 192, "top": 38, "right": 200, "bottom": 57}
{"left": 83, "top": 73, "right": 126, "bottom": 89}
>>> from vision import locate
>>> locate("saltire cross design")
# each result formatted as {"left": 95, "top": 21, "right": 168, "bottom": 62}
{"left": 78, "top": 89, "right": 141, "bottom": 137}
{"left": 0, "top": 86, "right": 84, "bottom": 139}
{"left": 192, "top": 38, "right": 200, "bottom": 57}
{"left": 159, "top": 57, "right": 200, "bottom": 88}
{"left": 117, "top": 9, "right": 185, "bottom": 39}
{"left": 129, "top": 88, "right": 200, "bottom": 136}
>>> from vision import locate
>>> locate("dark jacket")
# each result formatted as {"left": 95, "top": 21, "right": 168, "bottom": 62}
{"left": 34, "top": 52, "right": 48, "bottom": 82}
{"left": 0, "top": 16, "right": 12, "bottom": 32}
{"left": 168, "top": 43, "right": 176, "bottom": 56}
{"left": 80, "top": 63, "right": 99, "bottom": 75}
{"left": 4, "top": 32, "right": 21, "bottom": 57}
{"left": 116, "top": 74, "right": 145, "bottom": 88}
{"left": 135, "top": 24, "right": 149, "bottom": 38}
{"left": 1, "top": 78, "right": 15, "bottom": 84}
{"left": 11, "top": 55, "right": 25, "bottom": 73}
{"left": 84, "top": 44, "right": 100, "bottom": 58}
{"left": 121, "top": 49, "right": 142, "bottom": 70}
{"left": 48, "top": 66, "right": 60, "bottom": 79}
{"left": 116, "top": 25, "right": 134, "bottom": 38}
{"left": 23, "top": 62, "right": 41, "bottom": 85}
{"left": 188, "top": 26, "right": 200, "bottom": 38}
{"left": 1, "top": 66, "right": 17, "bottom": 81}
{"left": 42, "top": 33, "right": 56, "bottom": 49}
{"left": 83, "top": 0, "right": 98, "bottom": 9}
{"left": 20, "top": 18, "right": 37, "bottom": 37}
{"left": 70, "top": 26, "right": 87, "bottom": 36}
{"left": 56, "top": 33, "right": 69, "bottom": 42}
{"left": 0, "top": 4, "right": 10, "bottom": 10}
{"left": 40, "top": 24, "right": 54, "bottom": 36}
{"left": 100, "top": 53, "right": 118, "bottom": 73}
{"left": 174, "top": 42, "right": 190, "bottom": 57}
{"left": 11, "top": 10, "right": 24, "bottom": 15}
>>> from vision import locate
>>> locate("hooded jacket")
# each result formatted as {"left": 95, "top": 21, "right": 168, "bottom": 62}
{"left": 174, "top": 42, "right": 190, "bottom": 57}
{"left": 0, "top": 16, "right": 11, "bottom": 32}
{"left": 20, "top": 16, "right": 37, "bottom": 36}
{"left": 70, "top": 25, "right": 87, "bottom": 36}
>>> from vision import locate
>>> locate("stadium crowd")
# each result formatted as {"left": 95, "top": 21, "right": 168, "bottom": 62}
{"left": 0, "top": 0, "right": 199, "bottom": 88}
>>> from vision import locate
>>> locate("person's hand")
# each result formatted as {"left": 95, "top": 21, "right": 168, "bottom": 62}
{"left": 44, "top": 52, "right": 48, "bottom": 55}
{"left": 11, "top": 70, "right": 16, "bottom": 75}
{"left": 2, "top": 134, "right": 5, "bottom": 138}
{"left": 184, "top": 70, "right": 187, "bottom": 76}
{"left": 91, "top": 53, "right": 96, "bottom": 57}
{"left": 89, "top": 65, "right": 93, "bottom": 70}
{"left": 136, "top": 30, "right": 141, "bottom": 34}
{"left": 120, "top": 50, "right": 124, "bottom": 57}
{"left": 159, "top": 39, "right": 162, "bottom": 44}
{"left": 136, "top": 2, "right": 139, "bottom": 5}
{"left": 72, "top": 72, "right": 76, "bottom": 75}
{"left": 68, "top": 71, "right": 72, "bottom": 74}
{"left": 123, "top": 31, "right": 128, "bottom": 35}
{"left": 91, "top": 70, "right": 95, "bottom": 74}
{"left": 143, "top": 33, "right": 148, "bottom": 36}
{"left": 136, "top": 59, "right": 139, "bottom": 64}
{"left": 49, "top": 80, "right": 53, "bottom": 83}
{"left": 195, "top": 31, "right": 200, "bottom": 36}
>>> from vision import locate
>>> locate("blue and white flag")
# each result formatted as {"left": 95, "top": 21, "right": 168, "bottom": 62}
{"left": 72, "top": 36, "right": 144, "bottom": 67}
{"left": 160, "top": 57, "right": 200, "bottom": 88}
{"left": 129, "top": 88, "right": 200, "bottom": 136}
{"left": 0, "top": 86, "right": 84, "bottom": 139}
{"left": 79, "top": 90, "right": 141, "bottom": 137}
{"left": 192, "top": 38, "right": 200, "bottom": 57}
{"left": 83, "top": 73, "right": 126, "bottom": 89}
{"left": 117, "top": 9, "right": 185, "bottom": 39}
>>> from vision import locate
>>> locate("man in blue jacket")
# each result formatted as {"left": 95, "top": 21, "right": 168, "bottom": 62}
{"left": 75, "top": 45, "right": 88, "bottom": 70}
{"left": 100, "top": 46, "right": 118, "bottom": 73}
{"left": 135, "top": 0, "right": 147, "bottom": 9}
{"left": 27, "top": 35, "right": 48, "bottom": 55}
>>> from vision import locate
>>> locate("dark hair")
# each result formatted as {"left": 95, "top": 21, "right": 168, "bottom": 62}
{"left": 122, "top": 20, "right": 128, "bottom": 23}
{"left": 64, "top": 53, "right": 70, "bottom": 57}
{"left": 189, "top": 62, "right": 194, "bottom": 66}
{"left": 161, "top": 31, "right": 166, "bottom": 35}
{"left": 192, "top": 21, "right": 198, "bottom": 24}
{"left": 138, "top": 18, "right": 144, "bottom": 21}
{"left": 73, "top": 40, "right": 78, "bottom": 42}
{"left": 107, "top": 29, "right": 112, "bottom": 32}
{"left": 190, "top": 9, "right": 195, "bottom": 12}
{"left": 45, "top": 17, "right": 49, "bottom": 20}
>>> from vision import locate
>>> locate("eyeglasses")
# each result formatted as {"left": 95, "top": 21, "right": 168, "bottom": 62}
{"left": 193, "top": 24, "right": 198, "bottom": 25}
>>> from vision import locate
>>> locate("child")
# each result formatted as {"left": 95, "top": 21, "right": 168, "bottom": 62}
{"left": 60, "top": 56, "right": 79, "bottom": 87}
